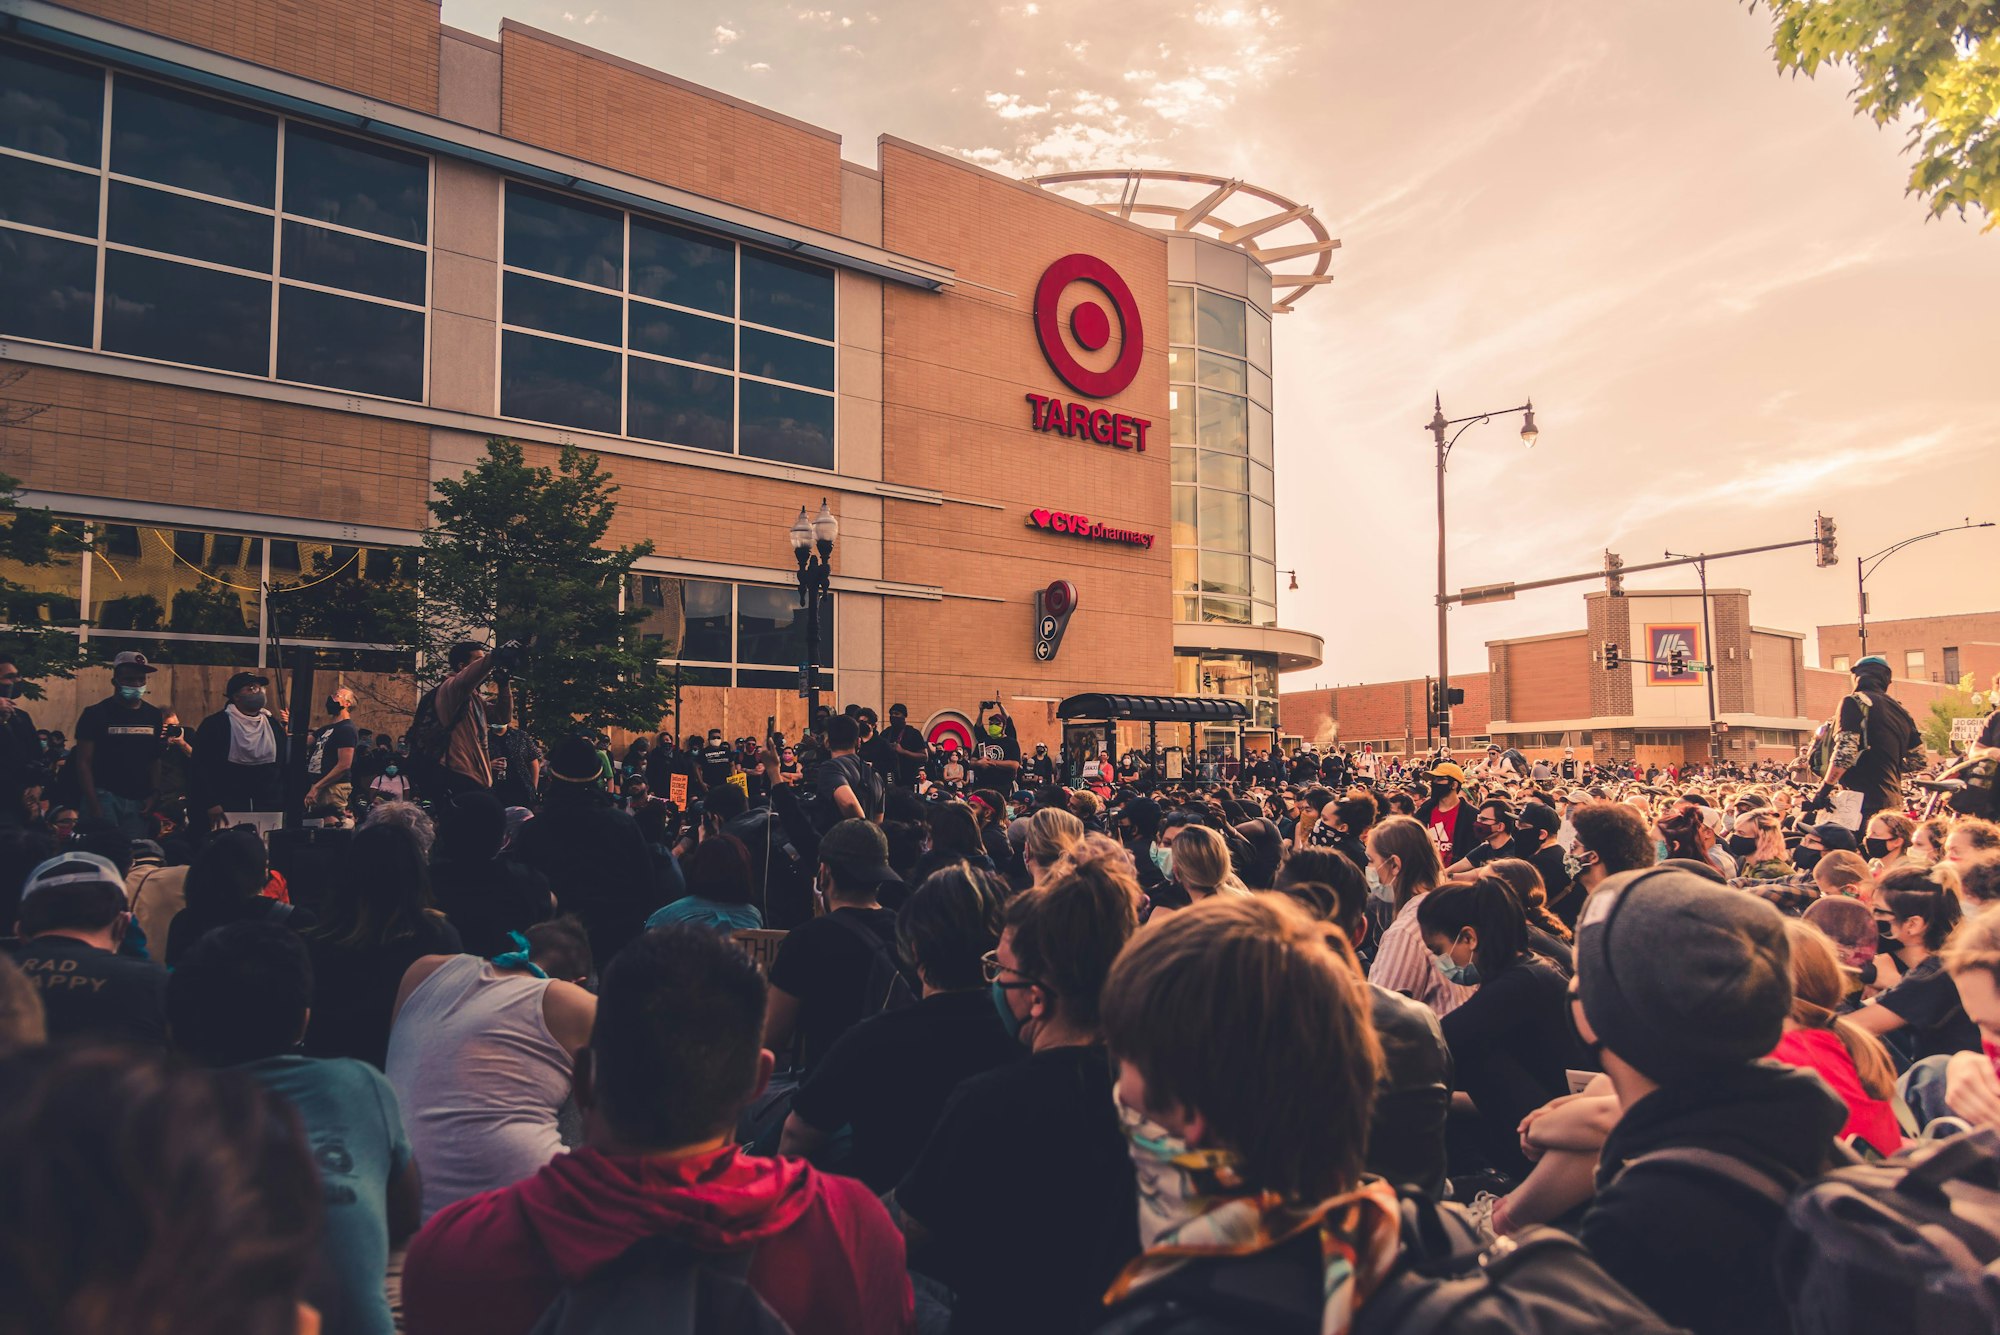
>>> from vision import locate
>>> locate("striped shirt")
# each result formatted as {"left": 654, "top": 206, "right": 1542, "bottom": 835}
{"left": 1369, "top": 892, "right": 1476, "bottom": 1017}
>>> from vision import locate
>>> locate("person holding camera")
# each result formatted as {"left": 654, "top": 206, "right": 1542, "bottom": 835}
{"left": 972, "top": 702, "right": 1022, "bottom": 792}
{"left": 420, "top": 640, "right": 520, "bottom": 801}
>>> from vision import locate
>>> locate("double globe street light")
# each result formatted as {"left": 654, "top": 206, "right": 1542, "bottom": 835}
{"left": 788, "top": 500, "right": 838, "bottom": 721}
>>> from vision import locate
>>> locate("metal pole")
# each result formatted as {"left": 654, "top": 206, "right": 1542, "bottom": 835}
{"left": 1696, "top": 557, "right": 1719, "bottom": 765}
{"left": 1433, "top": 414, "right": 1451, "bottom": 744}
{"left": 804, "top": 576, "right": 822, "bottom": 722}
{"left": 1855, "top": 555, "right": 1867, "bottom": 661}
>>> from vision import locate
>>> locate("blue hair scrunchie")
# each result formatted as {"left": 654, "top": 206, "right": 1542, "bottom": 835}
{"left": 489, "top": 931, "right": 548, "bottom": 979}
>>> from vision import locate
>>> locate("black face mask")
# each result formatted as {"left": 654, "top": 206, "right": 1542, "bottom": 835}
{"left": 1864, "top": 836, "right": 1892, "bottom": 861}
{"left": 1793, "top": 846, "right": 1823, "bottom": 874}
{"left": 1727, "top": 834, "right": 1759, "bottom": 858}
{"left": 1430, "top": 781, "right": 1454, "bottom": 800}
{"left": 325, "top": 696, "right": 345, "bottom": 713}
{"left": 1878, "top": 927, "right": 1902, "bottom": 954}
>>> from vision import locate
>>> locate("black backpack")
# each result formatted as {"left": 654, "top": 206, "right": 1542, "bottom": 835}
{"left": 406, "top": 686, "right": 463, "bottom": 789}
{"left": 1774, "top": 1127, "right": 2000, "bottom": 1335}
{"left": 528, "top": 1236, "right": 792, "bottom": 1335}
{"left": 826, "top": 908, "right": 917, "bottom": 1017}
{"left": 1093, "top": 1189, "right": 1688, "bottom": 1335}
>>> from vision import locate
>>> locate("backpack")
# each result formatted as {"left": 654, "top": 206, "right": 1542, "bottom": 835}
{"left": 406, "top": 686, "right": 463, "bottom": 787}
{"left": 1094, "top": 1190, "right": 1689, "bottom": 1335}
{"left": 528, "top": 1236, "right": 792, "bottom": 1335}
{"left": 826, "top": 908, "right": 917, "bottom": 1017}
{"left": 1773, "top": 1127, "right": 2000, "bottom": 1335}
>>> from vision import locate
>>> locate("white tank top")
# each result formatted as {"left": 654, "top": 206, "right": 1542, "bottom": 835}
{"left": 385, "top": 954, "right": 574, "bottom": 1221}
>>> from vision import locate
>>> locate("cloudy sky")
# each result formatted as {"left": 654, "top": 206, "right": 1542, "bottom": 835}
{"left": 448, "top": 0, "right": 2000, "bottom": 685}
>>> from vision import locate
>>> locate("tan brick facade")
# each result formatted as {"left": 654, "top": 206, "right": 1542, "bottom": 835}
{"left": 1817, "top": 610, "right": 2000, "bottom": 687}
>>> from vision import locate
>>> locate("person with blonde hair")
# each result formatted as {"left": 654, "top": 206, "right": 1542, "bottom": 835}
{"left": 1023, "top": 806, "right": 1084, "bottom": 887}
{"left": 1163, "top": 825, "right": 1249, "bottom": 905}
{"left": 1767, "top": 920, "right": 1901, "bottom": 1155}
{"left": 1936, "top": 907, "right": 2000, "bottom": 1128}
{"left": 1813, "top": 849, "right": 1874, "bottom": 905}
{"left": 1910, "top": 815, "right": 1952, "bottom": 866}
{"left": 1363, "top": 815, "right": 1472, "bottom": 1015}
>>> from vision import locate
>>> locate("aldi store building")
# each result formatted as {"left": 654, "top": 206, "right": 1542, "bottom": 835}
{"left": 0, "top": 0, "right": 1324, "bottom": 751}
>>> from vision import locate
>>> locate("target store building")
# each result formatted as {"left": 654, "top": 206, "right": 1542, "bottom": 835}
{"left": 0, "top": 0, "right": 1327, "bottom": 753}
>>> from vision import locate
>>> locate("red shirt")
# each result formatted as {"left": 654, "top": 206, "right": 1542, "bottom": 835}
{"left": 1768, "top": 1028, "right": 1901, "bottom": 1157}
{"left": 402, "top": 1144, "right": 913, "bottom": 1335}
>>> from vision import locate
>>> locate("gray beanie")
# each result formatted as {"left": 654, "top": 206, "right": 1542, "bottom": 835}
{"left": 1576, "top": 867, "right": 1792, "bottom": 1085}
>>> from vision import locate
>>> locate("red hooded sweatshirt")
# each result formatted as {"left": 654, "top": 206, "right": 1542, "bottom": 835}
{"left": 402, "top": 1144, "right": 913, "bottom": 1335}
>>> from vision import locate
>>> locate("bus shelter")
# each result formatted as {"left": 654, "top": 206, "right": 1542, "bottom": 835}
{"left": 1056, "top": 693, "right": 1251, "bottom": 784}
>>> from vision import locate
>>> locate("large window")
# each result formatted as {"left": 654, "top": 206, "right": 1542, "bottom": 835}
{"left": 1168, "top": 283, "right": 1276, "bottom": 627}
{"left": 626, "top": 574, "right": 834, "bottom": 690}
{"left": 502, "top": 183, "right": 837, "bottom": 469}
{"left": 0, "top": 40, "right": 431, "bottom": 400}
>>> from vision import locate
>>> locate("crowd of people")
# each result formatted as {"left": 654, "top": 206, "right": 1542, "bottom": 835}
{"left": 3, "top": 648, "right": 1999, "bottom": 1334}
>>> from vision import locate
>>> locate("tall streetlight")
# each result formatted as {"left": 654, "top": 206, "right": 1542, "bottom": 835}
{"left": 1856, "top": 519, "right": 1993, "bottom": 661}
{"left": 1664, "top": 549, "right": 1720, "bottom": 764}
{"left": 789, "top": 499, "right": 837, "bottom": 722}
{"left": 1425, "top": 394, "right": 1538, "bottom": 747}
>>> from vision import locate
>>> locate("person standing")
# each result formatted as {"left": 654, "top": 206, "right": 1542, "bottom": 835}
{"left": 191, "top": 671, "right": 288, "bottom": 830}
{"left": 1809, "top": 654, "right": 1920, "bottom": 827}
{"left": 420, "top": 641, "right": 515, "bottom": 801}
{"left": 875, "top": 703, "right": 929, "bottom": 789}
{"left": 971, "top": 704, "right": 1023, "bottom": 793}
{"left": 304, "top": 685, "right": 359, "bottom": 817}
{"left": 0, "top": 658, "right": 44, "bottom": 828}
{"left": 487, "top": 718, "right": 542, "bottom": 809}
{"left": 1414, "top": 761, "right": 1477, "bottom": 867}
{"left": 71, "top": 650, "right": 165, "bottom": 839}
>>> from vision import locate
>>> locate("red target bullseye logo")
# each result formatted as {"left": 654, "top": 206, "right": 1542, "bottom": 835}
{"left": 1034, "top": 254, "right": 1144, "bottom": 399}
{"left": 1043, "top": 579, "right": 1077, "bottom": 616}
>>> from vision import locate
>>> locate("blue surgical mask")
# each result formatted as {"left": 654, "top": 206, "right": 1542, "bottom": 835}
{"left": 384, "top": 764, "right": 399, "bottom": 777}
{"left": 991, "top": 978, "right": 1025, "bottom": 1042}
{"left": 117, "top": 685, "right": 147, "bottom": 702}
{"left": 1432, "top": 947, "right": 1481, "bottom": 987}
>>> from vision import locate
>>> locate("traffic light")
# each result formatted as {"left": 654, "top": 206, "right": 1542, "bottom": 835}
{"left": 1604, "top": 550, "right": 1624, "bottom": 597}
{"left": 1447, "top": 686, "right": 1465, "bottom": 707}
{"left": 1667, "top": 646, "right": 1686, "bottom": 676}
{"left": 1427, "top": 679, "right": 1442, "bottom": 716}
{"left": 1603, "top": 642, "right": 1620, "bottom": 671}
{"left": 1815, "top": 513, "right": 1837, "bottom": 568}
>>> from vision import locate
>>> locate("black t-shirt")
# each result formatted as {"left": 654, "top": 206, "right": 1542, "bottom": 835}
{"left": 13, "top": 933, "right": 168, "bottom": 1049}
{"left": 767, "top": 906, "right": 900, "bottom": 1070}
{"left": 698, "top": 743, "right": 735, "bottom": 788}
{"left": 1839, "top": 688, "right": 1918, "bottom": 813}
{"left": 970, "top": 732, "right": 1022, "bottom": 790}
{"left": 1464, "top": 837, "right": 1517, "bottom": 868}
{"left": 811, "top": 754, "right": 871, "bottom": 830}
{"left": 870, "top": 723, "right": 924, "bottom": 788}
{"left": 1439, "top": 956, "right": 1572, "bottom": 1177}
{"left": 790, "top": 988, "right": 1023, "bottom": 1192}
{"left": 1528, "top": 840, "right": 1573, "bottom": 904}
{"left": 897, "top": 1043, "right": 1138, "bottom": 1335}
{"left": 1877, "top": 955, "right": 1981, "bottom": 1062}
{"left": 488, "top": 727, "right": 543, "bottom": 807}
{"left": 73, "top": 698, "right": 165, "bottom": 800}
{"left": 307, "top": 719, "right": 359, "bottom": 783}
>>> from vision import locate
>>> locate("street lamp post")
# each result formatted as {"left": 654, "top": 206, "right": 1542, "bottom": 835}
{"left": 1856, "top": 519, "right": 1993, "bottom": 661}
{"left": 1425, "top": 394, "right": 1538, "bottom": 747}
{"left": 788, "top": 499, "right": 837, "bottom": 723}
{"left": 1664, "top": 550, "right": 1721, "bottom": 765}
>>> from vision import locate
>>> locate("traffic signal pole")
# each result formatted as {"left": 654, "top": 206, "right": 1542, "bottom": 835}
{"left": 1445, "top": 534, "right": 1826, "bottom": 607}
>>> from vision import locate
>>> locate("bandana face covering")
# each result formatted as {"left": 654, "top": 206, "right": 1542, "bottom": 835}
{"left": 1105, "top": 1093, "right": 1402, "bottom": 1335}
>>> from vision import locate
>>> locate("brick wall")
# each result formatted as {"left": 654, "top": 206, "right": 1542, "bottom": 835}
{"left": 497, "top": 23, "right": 843, "bottom": 233}
{"left": 1586, "top": 593, "right": 1634, "bottom": 718}
{"left": 1499, "top": 634, "right": 1591, "bottom": 723}
{"left": 1750, "top": 631, "right": 1801, "bottom": 717}
{"left": 0, "top": 363, "right": 431, "bottom": 529}
{"left": 56, "top": 0, "right": 441, "bottom": 112}
{"left": 1278, "top": 673, "right": 1492, "bottom": 755}
{"left": 1711, "top": 591, "right": 1750, "bottom": 713}
{"left": 1801, "top": 666, "right": 1955, "bottom": 725}
{"left": 1817, "top": 611, "right": 2000, "bottom": 685}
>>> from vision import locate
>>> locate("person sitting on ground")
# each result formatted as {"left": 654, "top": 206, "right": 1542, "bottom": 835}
{"left": 1164, "top": 823, "right": 1250, "bottom": 907}
{"left": 1767, "top": 919, "right": 1902, "bottom": 1157}
{"left": 781, "top": 862, "right": 1023, "bottom": 1192}
{"left": 909, "top": 800, "right": 995, "bottom": 888}
{"left": 508, "top": 736, "right": 659, "bottom": 968}
{"left": 0, "top": 1044, "right": 322, "bottom": 1335}
{"left": 303, "top": 823, "right": 463, "bottom": 1069}
{"left": 164, "top": 826, "right": 313, "bottom": 966}
{"left": 401, "top": 926, "right": 915, "bottom": 1335}
{"left": 644, "top": 832, "right": 764, "bottom": 934}
{"left": 1365, "top": 815, "right": 1474, "bottom": 1016}
{"left": 1802, "top": 893, "right": 1879, "bottom": 971}
{"left": 1847, "top": 864, "right": 1975, "bottom": 1065}
{"left": 385, "top": 916, "right": 595, "bottom": 1222}
{"left": 1229, "top": 817, "right": 1285, "bottom": 889}
{"left": 1572, "top": 867, "right": 1845, "bottom": 1335}
{"left": 1934, "top": 903, "right": 2000, "bottom": 1130}
{"left": 1091, "top": 894, "right": 1402, "bottom": 1335}
{"left": 1275, "top": 846, "right": 1452, "bottom": 1199}
{"left": 170, "top": 921, "right": 421, "bottom": 1335}
{"left": 889, "top": 858, "right": 1140, "bottom": 1335}
{"left": 1864, "top": 810, "right": 1917, "bottom": 877}
{"left": 1958, "top": 850, "right": 2000, "bottom": 914}
{"left": 1812, "top": 849, "right": 1874, "bottom": 905}
{"left": 1485, "top": 857, "right": 1575, "bottom": 974}
{"left": 1560, "top": 801, "right": 1657, "bottom": 927}
{"left": 9, "top": 851, "right": 166, "bottom": 1049}
{"left": 1444, "top": 798, "right": 1518, "bottom": 875}
{"left": 1513, "top": 799, "right": 1576, "bottom": 905}
{"left": 1418, "top": 873, "right": 1572, "bottom": 1183}
{"left": 1947, "top": 817, "right": 2000, "bottom": 867}
{"left": 763, "top": 819, "right": 906, "bottom": 1072}
{"left": 425, "top": 789, "right": 552, "bottom": 958}
{"left": 124, "top": 838, "right": 189, "bottom": 963}
{"left": 1910, "top": 815, "right": 1952, "bottom": 866}
{"left": 1023, "top": 804, "right": 1085, "bottom": 889}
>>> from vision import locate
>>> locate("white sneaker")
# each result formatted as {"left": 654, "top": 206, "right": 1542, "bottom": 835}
{"left": 1466, "top": 1191, "right": 1501, "bottom": 1245}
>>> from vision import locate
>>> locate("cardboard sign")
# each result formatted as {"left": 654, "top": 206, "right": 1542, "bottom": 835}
{"left": 668, "top": 774, "right": 689, "bottom": 807}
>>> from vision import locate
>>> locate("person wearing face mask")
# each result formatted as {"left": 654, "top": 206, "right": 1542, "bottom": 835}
{"left": 1863, "top": 810, "right": 1917, "bottom": 877}
{"left": 191, "top": 671, "right": 289, "bottom": 832}
{"left": 971, "top": 703, "right": 1023, "bottom": 792}
{"left": 889, "top": 857, "right": 1139, "bottom": 1335}
{"left": 1727, "top": 809, "right": 1793, "bottom": 882}
{"left": 1512, "top": 800, "right": 1575, "bottom": 907}
{"left": 1414, "top": 761, "right": 1477, "bottom": 868}
{"left": 1558, "top": 802, "right": 1658, "bottom": 929}
{"left": 1849, "top": 865, "right": 1976, "bottom": 1066}
{"left": 1417, "top": 874, "right": 1571, "bottom": 1182}
{"left": 11, "top": 851, "right": 167, "bottom": 1049}
{"left": 303, "top": 685, "right": 359, "bottom": 818}
{"left": 1444, "top": 798, "right": 1518, "bottom": 875}
{"left": 71, "top": 650, "right": 167, "bottom": 840}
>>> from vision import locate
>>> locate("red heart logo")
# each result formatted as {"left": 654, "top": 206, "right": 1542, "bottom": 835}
{"left": 1031, "top": 509, "right": 1051, "bottom": 529}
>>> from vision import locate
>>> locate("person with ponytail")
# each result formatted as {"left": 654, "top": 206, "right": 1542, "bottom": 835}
{"left": 1767, "top": 919, "right": 1901, "bottom": 1156}
{"left": 1163, "top": 824, "right": 1250, "bottom": 906}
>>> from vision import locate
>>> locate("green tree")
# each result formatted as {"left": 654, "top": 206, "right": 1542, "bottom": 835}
{"left": 1750, "top": 1, "right": 2000, "bottom": 228}
{"left": 0, "top": 471, "right": 86, "bottom": 696}
{"left": 1923, "top": 673, "right": 1991, "bottom": 753}
{"left": 420, "top": 438, "right": 674, "bottom": 745}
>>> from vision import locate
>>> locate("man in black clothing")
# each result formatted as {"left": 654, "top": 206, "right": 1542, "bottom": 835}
{"left": 810, "top": 714, "right": 874, "bottom": 831}
{"left": 9, "top": 850, "right": 166, "bottom": 1049}
{"left": 1027, "top": 743, "right": 1057, "bottom": 786}
{"left": 508, "top": 736, "right": 660, "bottom": 968}
{"left": 190, "top": 671, "right": 289, "bottom": 829}
{"left": 867, "top": 703, "right": 926, "bottom": 789}
{"left": 1574, "top": 868, "right": 1844, "bottom": 1335}
{"left": 764, "top": 819, "right": 904, "bottom": 1071}
{"left": 71, "top": 650, "right": 165, "bottom": 839}
{"left": 1447, "top": 798, "right": 1518, "bottom": 873}
{"left": 303, "top": 686, "right": 359, "bottom": 816}
{"left": 970, "top": 704, "right": 1023, "bottom": 792}
{"left": 0, "top": 659, "right": 45, "bottom": 827}
{"left": 1514, "top": 799, "right": 1574, "bottom": 905}
{"left": 1810, "top": 654, "right": 1920, "bottom": 823}
{"left": 697, "top": 728, "right": 735, "bottom": 791}
{"left": 889, "top": 857, "right": 1139, "bottom": 1335}
{"left": 487, "top": 720, "right": 543, "bottom": 808}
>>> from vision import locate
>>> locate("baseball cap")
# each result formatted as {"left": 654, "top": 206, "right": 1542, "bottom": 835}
{"left": 1430, "top": 761, "right": 1468, "bottom": 784}
{"left": 111, "top": 650, "right": 157, "bottom": 674}
{"left": 1518, "top": 802, "right": 1561, "bottom": 837}
{"left": 20, "top": 852, "right": 129, "bottom": 905}
{"left": 1577, "top": 867, "right": 1791, "bottom": 1085}
{"left": 818, "top": 818, "right": 900, "bottom": 887}
{"left": 1852, "top": 655, "right": 1891, "bottom": 678}
{"left": 225, "top": 671, "right": 271, "bottom": 697}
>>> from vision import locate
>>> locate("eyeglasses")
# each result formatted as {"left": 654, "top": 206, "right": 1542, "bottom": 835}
{"left": 981, "top": 950, "right": 1036, "bottom": 988}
